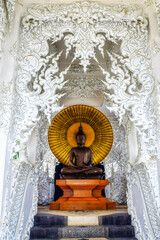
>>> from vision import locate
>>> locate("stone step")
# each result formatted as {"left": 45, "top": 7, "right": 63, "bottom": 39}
{"left": 34, "top": 213, "right": 131, "bottom": 227}
{"left": 108, "top": 225, "right": 135, "bottom": 238}
{"left": 30, "top": 226, "right": 59, "bottom": 239}
{"left": 30, "top": 236, "right": 137, "bottom": 239}
{"left": 30, "top": 212, "right": 137, "bottom": 240}
{"left": 60, "top": 226, "right": 107, "bottom": 238}
{"left": 30, "top": 238, "right": 108, "bottom": 240}
{"left": 99, "top": 213, "right": 131, "bottom": 226}
{"left": 30, "top": 226, "right": 107, "bottom": 239}
{"left": 30, "top": 225, "right": 135, "bottom": 239}
{"left": 108, "top": 239, "right": 137, "bottom": 240}
{"left": 34, "top": 213, "right": 67, "bottom": 227}
{"left": 60, "top": 238, "right": 108, "bottom": 240}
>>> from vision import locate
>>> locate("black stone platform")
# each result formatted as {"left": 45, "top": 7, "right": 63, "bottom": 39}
{"left": 30, "top": 213, "right": 137, "bottom": 239}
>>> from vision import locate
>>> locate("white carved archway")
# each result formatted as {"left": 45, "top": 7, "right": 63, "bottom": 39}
{"left": 1, "top": 2, "right": 160, "bottom": 240}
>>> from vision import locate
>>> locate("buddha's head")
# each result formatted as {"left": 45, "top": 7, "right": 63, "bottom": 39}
{"left": 76, "top": 124, "right": 86, "bottom": 147}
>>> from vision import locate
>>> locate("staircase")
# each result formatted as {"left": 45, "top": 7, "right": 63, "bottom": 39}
{"left": 30, "top": 212, "right": 137, "bottom": 240}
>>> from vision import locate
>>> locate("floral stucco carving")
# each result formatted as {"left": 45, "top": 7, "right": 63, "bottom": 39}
{"left": 127, "top": 163, "right": 160, "bottom": 239}
{"left": 13, "top": 1, "right": 152, "bottom": 152}
{"left": 104, "top": 117, "right": 128, "bottom": 205}
{"left": 0, "top": 2, "right": 159, "bottom": 240}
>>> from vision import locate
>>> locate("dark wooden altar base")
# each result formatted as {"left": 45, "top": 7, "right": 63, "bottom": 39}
{"left": 50, "top": 179, "right": 116, "bottom": 211}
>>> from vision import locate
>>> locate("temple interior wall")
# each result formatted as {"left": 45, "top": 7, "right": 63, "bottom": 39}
{"left": 0, "top": 0, "right": 160, "bottom": 239}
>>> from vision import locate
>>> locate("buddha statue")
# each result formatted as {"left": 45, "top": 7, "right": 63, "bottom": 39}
{"left": 61, "top": 124, "right": 103, "bottom": 179}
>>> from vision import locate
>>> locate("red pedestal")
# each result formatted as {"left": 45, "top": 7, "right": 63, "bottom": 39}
{"left": 50, "top": 179, "right": 116, "bottom": 210}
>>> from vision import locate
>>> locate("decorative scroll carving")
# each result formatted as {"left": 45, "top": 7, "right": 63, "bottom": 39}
{"left": 127, "top": 169, "right": 147, "bottom": 240}
{"left": 25, "top": 2, "right": 142, "bottom": 72}
{"left": 0, "top": 81, "right": 13, "bottom": 132}
{"left": 0, "top": 0, "right": 16, "bottom": 135}
{"left": 5, "top": 0, "right": 16, "bottom": 29}
{"left": 64, "top": 77, "right": 105, "bottom": 100}
{"left": 0, "top": 0, "right": 16, "bottom": 60}
{"left": 69, "top": 64, "right": 100, "bottom": 74}
{"left": 99, "top": 4, "right": 160, "bottom": 219}
{"left": 38, "top": 172, "right": 54, "bottom": 205}
{"left": 127, "top": 163, "right": 160, "bottom": 239}
{"left": 36, "top": 114, "right": 57, "bottom": 205}
{"left": 23, "top": 176, "right": 39, "bottom": 240}
{"left": 151, "top": 41, "right": 160, "bottom": 56}
{"left": 135, "top": 163, "right": 160, "bottom": 237}
{"left": 13, "top": 1, "right": 150, "bottom": 153}
{"left": 1, "top": 162, "right": 31, "bottom": 240}
{"left": 22, "top": 121, "right": 43, "bottom": 240}
{"left": 155, "top": 0, "right": 160, "bottom": 33}
{"left": 0, "top": 0, "right": 7, "bottom": 59}
{"left": 144, "top": 0, "right": 154, "bottom": 6}
{"left": 102, "top": 41, "right": 154, "bottom": 125}
{"left": 37, "top": 149, "right": 56, "bottom": 205}
{"left": 1, "top": 2, "right": 159, "bottom": 240}
{"left": 104, "top": 118, "right": 127, "bottom": 204}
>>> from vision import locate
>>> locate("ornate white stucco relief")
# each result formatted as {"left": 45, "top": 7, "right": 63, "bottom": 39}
{"left": 127, "top": 163, "right": 160, "bottom": 239}
{"left": 144, "top": 0, "right": 154, "bottom": 6}
{"left": 0, "top": 0, "right": 7, "bottom": 60}
{"left": 21, "top": 121, "right": 43, "bottom": 240}
{"left": 135, "top": 164, "right": 160, "bottom": 237}
{"left": 151, "top": 40, "right": 160, "bottom": 55}
{"left": 0, "top": 81, "right": 14, "bottom": 132}
{"left": 37, "top": 116, "right": 57, "bottom": 205}
{"left": 94, "top": 4, "right": 160, "bottom": 239}
{"left": 0, "top": 0, "right": 16, "bottom": 60}
{"left": 127, "top": 168, "right": 147, "bottom": 240}
{"left": 0, "top": 0, "right": 16, "bottom": 138}
{"left": 64, "top": 77, "right": 105, "bottom": 100}
{"left": 99, "top": 0, "right": 160, "bottom": 210}
{"left": 155, "top": 0, "right": 160, "bottom": 33}
{"left": 38, "top": 172, "right": 54, "bottom": 205}
{"left": 104, "top": 117, "right": 128, "bottom": 204}
{"left": 1, "top": 2, "right": 159, "bottom": 240}
{"left": 1, "top": 162, "right": 32, "bottom": 240}
{"left": 13, "top": 2, "right": 146, "bottom": 152}
{"left": 23, "top": 180, "right": 38, "bottom": 240}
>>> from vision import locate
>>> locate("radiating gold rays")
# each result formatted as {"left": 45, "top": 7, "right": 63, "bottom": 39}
{"left": 48, "top": 105, "right": 113, "bottom": 166}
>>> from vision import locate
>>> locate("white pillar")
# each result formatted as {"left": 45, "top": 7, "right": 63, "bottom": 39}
{"left": 0, "top": 130, "right": 9, "bottom": 219}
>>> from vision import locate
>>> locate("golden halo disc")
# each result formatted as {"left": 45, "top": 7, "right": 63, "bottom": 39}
{"left": 67, "top": 122, "right": 95, "bottom": 147}
{"left": 48, "top": 105, "right": 113, "bottom": 166}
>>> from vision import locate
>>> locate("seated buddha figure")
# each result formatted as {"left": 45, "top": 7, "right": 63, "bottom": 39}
{"left": 61, "top": 124, "right": 103, "bottom": 179}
